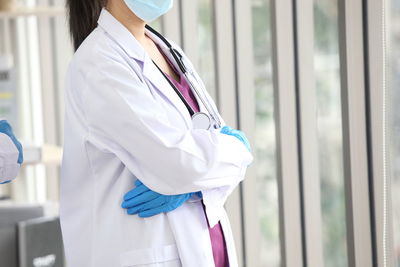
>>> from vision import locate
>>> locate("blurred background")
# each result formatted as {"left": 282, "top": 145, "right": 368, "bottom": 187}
{"left": 0, "top": 0, "right": 397, "bottom": 266}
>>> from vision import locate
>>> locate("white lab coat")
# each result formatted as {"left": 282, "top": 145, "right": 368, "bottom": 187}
{"left": 0, "top": 133, "right": 19, "bottom": 183}
{"left": 60, "top": 9, "right": 253, "bottom": 267}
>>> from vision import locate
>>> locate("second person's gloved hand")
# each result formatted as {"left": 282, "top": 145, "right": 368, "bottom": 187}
{"left": 220, "top": 125, "right": 251, "bottom": 152}
{"left": 0, "top": 120, "right": 23, "bottom": 184}
{"left": 0, "top": 120, "right": 24, "bottom": 164}
{"left": 122, "top": 180, "right": 194, "bottom": 218}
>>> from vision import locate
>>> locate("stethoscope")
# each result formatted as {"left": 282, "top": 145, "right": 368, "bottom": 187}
{"left": 145, "top": 25, "right": 222, "bottom": 130}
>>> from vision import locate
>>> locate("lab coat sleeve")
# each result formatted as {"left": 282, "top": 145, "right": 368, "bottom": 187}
{"left": 166, "top": 41, "right": 248, "bottom": 223}
{"left": 83, "top": 57, "right": 253, "bottom": 195}
{"left": 0, "top": 133, "right": 20, "bottom": 183}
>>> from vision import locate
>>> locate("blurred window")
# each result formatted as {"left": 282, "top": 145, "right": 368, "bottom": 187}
{"left": 196, "top": 0, "right": 217, "bottom": 100}
{"left": 388, "top": 0, "right": 400, "bottom": 265}
{"left": 150, "top": 18, "right": 162, "bottom": 32}
{"left": 314, "top": 1, "right": 348, "bottom": 266}
{"left": 252, "top": 0, "right": 280, "bottom": 266}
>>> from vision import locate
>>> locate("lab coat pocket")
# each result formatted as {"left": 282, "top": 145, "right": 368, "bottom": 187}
{"left": 120, "top": 244, "right": 182, "bottom": 267}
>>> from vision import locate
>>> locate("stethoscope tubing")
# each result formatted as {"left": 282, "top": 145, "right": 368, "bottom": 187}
{"left": 182, "top": 72, "right": 222, "bottom": 129}
{"left": 152, "top": 61, "right": 197, "bottom": 116}
{"left": 145, "top": 24, "right": 222, "bottom": 129}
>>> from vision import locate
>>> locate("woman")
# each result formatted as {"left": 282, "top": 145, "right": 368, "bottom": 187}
{"left": 0, "top": 120, "right": 23, "bottom": 184}
{"left": 61, "top": 0, "right": 253, "bottom": 266}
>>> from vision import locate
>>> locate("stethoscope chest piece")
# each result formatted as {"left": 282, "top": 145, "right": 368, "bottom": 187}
{"left": 192, "top": 112, "right": 211, "bottom": 130}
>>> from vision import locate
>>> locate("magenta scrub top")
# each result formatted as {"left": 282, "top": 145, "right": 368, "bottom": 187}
{"left": 157, "top": 46, "right": 229, "bottom": 267}
{"left": 164, "top": 70, "right": 229, "bottom": 267}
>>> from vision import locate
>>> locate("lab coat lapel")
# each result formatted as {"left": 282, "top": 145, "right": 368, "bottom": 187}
{"left": 97, "top": 9, "right": 146, "bottom": 62}
{"left": 142, "top": 57, "right": 192, "bottom": 128}
{"left": 99, "top": 9, "right": 214, "bottom": 128}
{"left": 98, "top": 9, "right": 192, "bottom": 128}
{"left": 145, "top": 29, "right": 209, "bottom": 115}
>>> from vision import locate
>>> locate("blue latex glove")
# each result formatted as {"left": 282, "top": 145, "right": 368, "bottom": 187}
{"left": 0, "top": 120, "right": 23, "bottom": 164}
{"left": 122, "top": 180, "right": 194, "bottom": 218}
{"left": 220, "top": 125, "right": 251, "bottom": 152}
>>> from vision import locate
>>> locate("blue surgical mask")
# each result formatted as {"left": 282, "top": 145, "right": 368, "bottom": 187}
{"left": 124, "top": 0, "right": 173, "bottom": 22}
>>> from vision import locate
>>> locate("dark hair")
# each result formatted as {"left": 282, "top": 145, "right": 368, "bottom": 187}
{"left": 66, "top": 0, "right": 106, "bottom": 50}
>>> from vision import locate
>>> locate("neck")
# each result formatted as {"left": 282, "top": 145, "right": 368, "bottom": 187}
{"left": 106, "top": 1, "right": 148, "bottom": 44}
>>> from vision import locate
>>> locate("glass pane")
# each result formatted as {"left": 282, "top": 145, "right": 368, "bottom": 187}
{"left": 388, "top": 0, "right": 400, "bottom": 265}
{"left": 252, "top": 0, "right": 280, "bottom": 266}
{"left": 196, "top": 0, "right": 217, "bottom": 100}
{"left": 149, "top": 18, "right": 162, "bottom": 32}
{"left": 314, "top": 1, "right": 348, "bottom": 267}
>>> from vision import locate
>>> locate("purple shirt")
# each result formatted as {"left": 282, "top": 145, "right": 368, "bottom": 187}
{"left": 159, "top": 47, "right": 229, "bottom": 267}
{"left": 164, "top": 71, "right": 229, "bottom": 267}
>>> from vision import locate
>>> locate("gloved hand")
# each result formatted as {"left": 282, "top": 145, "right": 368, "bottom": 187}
{"left": 122, "top": 180, "right": 194, "bottom": 218}
{"left": 0, "top": 120, "right": 23, "bottom": 164}
{"left": 220, "top": 125, "right": 251, "bottom": 152}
